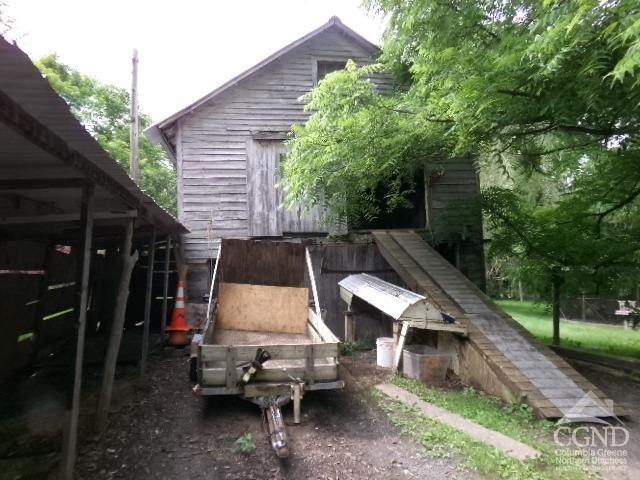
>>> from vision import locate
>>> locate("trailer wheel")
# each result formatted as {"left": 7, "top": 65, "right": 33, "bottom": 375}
{"left": 189, "top": 357, "right": 198, "bottom": 383}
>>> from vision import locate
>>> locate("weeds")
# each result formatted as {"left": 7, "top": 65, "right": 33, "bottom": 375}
{"left": 375, "top": 377, "right": 595, "bottom": 479}
{"left": 342, "top": 336, "right": 376, "bottom": 356}
{"left": 234, "top": 433, "right": 256, "bottom": 454}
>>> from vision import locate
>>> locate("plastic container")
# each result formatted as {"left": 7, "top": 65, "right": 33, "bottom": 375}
{"left": 403, "top": 345, "right": 450, "bottom": 384}
{"left": 376, "top": 337, "right": 394, "bottom": 368}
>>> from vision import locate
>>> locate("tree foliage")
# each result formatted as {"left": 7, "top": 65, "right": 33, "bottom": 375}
{"left": 36, "top": 54, "right": 177, "bottom": 214}
{"left": 284, "top": 0, "right": 640, "bottom": 296}
{"left": 284, "top": 61, "right": 444, "bottom": 225}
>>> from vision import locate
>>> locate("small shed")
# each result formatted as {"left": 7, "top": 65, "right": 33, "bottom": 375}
{"left": 338, "top": 273, "right": 467, "bottom": 335}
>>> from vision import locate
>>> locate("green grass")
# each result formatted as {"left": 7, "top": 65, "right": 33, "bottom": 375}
{"left": 496, "top": 300, "right": 640, "bottom": 359}
{"left": 374, "top": 377, "right": 595, "bottom": 480}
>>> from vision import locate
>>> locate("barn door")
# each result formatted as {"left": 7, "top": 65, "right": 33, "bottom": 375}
{"left": 247, "top": 140, "right": 326, "bottom": 236}
{"left": 247, "top": 140, "right": 285, "bottom": 236}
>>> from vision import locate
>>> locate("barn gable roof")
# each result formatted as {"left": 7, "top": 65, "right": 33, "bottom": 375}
{"left": 145, "top": 16, "right": 379, "bottom": 154}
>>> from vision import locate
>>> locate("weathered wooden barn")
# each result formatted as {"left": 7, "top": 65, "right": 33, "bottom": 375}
{"left": 146, "top": 16, "right": 485, "bottom": 320}
{"left": 147, "top": 17, "right": 618, "bottom": 419}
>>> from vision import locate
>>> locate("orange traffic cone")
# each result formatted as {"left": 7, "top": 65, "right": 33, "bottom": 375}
{"left": 166, "top": 279, "right": 189, "bottom": 346}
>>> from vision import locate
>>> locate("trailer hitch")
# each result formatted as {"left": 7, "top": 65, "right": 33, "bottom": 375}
{"left": 261, "top": 399, "right": 289, "bottom": 458}
{"left": 239, "top": 348, "right": 271, "bottom": 384}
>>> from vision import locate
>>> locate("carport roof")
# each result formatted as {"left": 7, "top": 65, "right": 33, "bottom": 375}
{"left": 0, "top": 36, "right": 188, "bottom": 239}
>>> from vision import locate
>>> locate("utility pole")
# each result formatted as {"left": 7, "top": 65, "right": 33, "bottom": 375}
{"left": 130, "top": 48, "right": 140, "bottom": 183}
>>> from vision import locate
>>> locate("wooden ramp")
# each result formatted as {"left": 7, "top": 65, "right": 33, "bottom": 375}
{"left": 373, "top": 230, "right": 616, "bottom": 419}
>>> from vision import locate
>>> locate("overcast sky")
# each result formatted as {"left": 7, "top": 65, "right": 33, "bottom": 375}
{"left": 5, "top": 0, "right": 386, "bottom": 122}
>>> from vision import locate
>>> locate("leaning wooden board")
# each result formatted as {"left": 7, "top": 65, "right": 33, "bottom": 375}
{"left": 216, "top": 282, "right": 309, "bottom": 334}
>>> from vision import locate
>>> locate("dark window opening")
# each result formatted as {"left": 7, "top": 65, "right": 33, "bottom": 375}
{"left": 316, "top": 60, "right": 346, "bottom": 83}
{"left": 359, "top": 170, "right": 427, "bottom": 230}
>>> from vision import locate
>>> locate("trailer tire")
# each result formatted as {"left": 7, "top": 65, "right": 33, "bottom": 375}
{"left": 189, "top": 357, "right": 198, "bottom": 383}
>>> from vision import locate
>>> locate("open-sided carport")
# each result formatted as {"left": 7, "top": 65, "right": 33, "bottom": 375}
{"left": 0, "top": 36, "right": 187, "bottom": 478}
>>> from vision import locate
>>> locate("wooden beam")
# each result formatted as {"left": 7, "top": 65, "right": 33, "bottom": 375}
{"left": 393, "top": 322, "right": 409, "bottom": 373}
{"left": 344, "top": 309, "right": 355, "bottom": 343}
{"left": 0, "top": 178, "right": 88, "bottom": 190}
{"left": 160, "top": 236, "right": 171, "bottom": 339}
{"left": 0, "top": 88, "right": 143, "bottom": 212}
{"left": 0, "top": 210, "right": 138, "bottom": 225}
{"left": 95, "top": 219, "right": 138, "bottom": 432}
{"left": 139, "top": 227, "right": 156, "bottom": 377}
{"left": 60, "top": 183, "right": 95, "bottom": 479}
{"left": 305, "top": 248, "right": 321, "bottom": 317}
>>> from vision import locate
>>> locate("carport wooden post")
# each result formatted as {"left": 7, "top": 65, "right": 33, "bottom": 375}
{"left": 160, "top": 236, "right": 171, "bottom": 340}
{"left": 140, "top": 227, "right": 156, "bottom": 377}
{"left": 60, "top": 183, "right": 95, "bottom": 480}
{"left": 96, "top": 219, "right": 139, "bottom": 432}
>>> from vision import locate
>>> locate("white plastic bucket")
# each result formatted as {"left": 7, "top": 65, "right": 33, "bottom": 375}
{"left": 376, "top": 337, "right": 394, "bottom": 368}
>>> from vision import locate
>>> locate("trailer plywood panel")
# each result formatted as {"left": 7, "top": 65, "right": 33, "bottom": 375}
{"left": 217, "top": 282, "right": 309, "bottom": 334}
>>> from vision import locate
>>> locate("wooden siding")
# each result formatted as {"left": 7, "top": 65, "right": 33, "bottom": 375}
{"left": 428, "top": 156, "right": 485, "bottom": 290}
{"left": 246, "top": 140, "right": 326, "bottom": 236}
{"left": 177, "top": 28, "right": 393, "bottom": 260}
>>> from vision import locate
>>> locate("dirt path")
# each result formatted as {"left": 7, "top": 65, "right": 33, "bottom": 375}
{"left": 74, "top": 350, "right": 464, "bottom": 480}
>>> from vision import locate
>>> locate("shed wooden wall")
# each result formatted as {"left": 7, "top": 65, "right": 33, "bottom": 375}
{"left": 308, "top": 241, "right": 401, "bottom": 340}
{"left": 0, "top": 241, "right": 76, "bottom": 383}
{"left": 176, "top": 28, "right": 391, "bottom": 260}
{"left": 428, "top": 156, "right": 485, "bottom": 290}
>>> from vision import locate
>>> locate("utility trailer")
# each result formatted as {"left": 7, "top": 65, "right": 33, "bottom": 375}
{"left": 190, "top": 239, "right": 343, "bottom": 457}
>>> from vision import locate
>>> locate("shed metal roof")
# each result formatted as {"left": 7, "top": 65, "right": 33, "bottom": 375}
{"left": 339, "top": 273, "right": 429, "bottom": 322}
{"left": 0, "top": 36, "right": 187, "bottom": 238}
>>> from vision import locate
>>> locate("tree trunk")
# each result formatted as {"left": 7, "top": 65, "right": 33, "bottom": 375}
{"left": 518, "top": 279, "right": 524, "bottom": 302}
{"left": 552, "top": 272, "right": 562, "bottom": 346}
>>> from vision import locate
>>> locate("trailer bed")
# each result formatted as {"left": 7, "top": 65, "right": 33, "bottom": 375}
{"left": 193, "top": 239, "right": 342, "bottom": 398}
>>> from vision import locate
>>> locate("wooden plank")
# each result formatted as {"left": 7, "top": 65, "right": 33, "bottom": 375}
{"left": 244, "top": 383, "right": 292, "bottom": 397}
{"left": 197, "top": 385, "right": 242, "bottom": 395}
{"left": 60, "top": 183, "right": 94, "bottom": 480}
{"left": 217, "top": 283, "right": 309, "bottom": 334}
{"left": 160, "top": 236, "right": 171, "bottom": 339}
{"left": 0, "top": 178, "right": 88, "bottom": 190}
{"left": 308, "top": 308, "right": 340, "bottom": 343}
{"left": 200, "top": 342, "right": 338, "bottom": 362}
{"left": 393, "top": 322, "right": 409, "bottom": 373}
{"left": 305, "top": 345, "right": 315, "bottom": 385}
{"left": 307, "top": 323, "right": 323, "bottom": 343}
{"left": 203, "top": 241, "right": 221, "bottom": 337}
{"left": 139, "top": 227, "right": 156, "bottom": 377}
{"left": 0, "top": 209, "right": 138, "bottom": 225}
{"left": 225, "top": 347, "right": 236, "bottom": 389}
{"left": 306, "top": 247, "right": 321, "bottom": 317}
{"left": 376, "top": 384, "right": 542, "bottom": 461}
{"left": 202, "top": 363, "right": 337, "bottom": 385}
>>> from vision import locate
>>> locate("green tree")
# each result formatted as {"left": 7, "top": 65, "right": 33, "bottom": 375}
{"left": 36, "top": 54, "right": 177, "bottom": 214}
{"left": 283, "top": 0, "right": 640, "bottom": 343}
